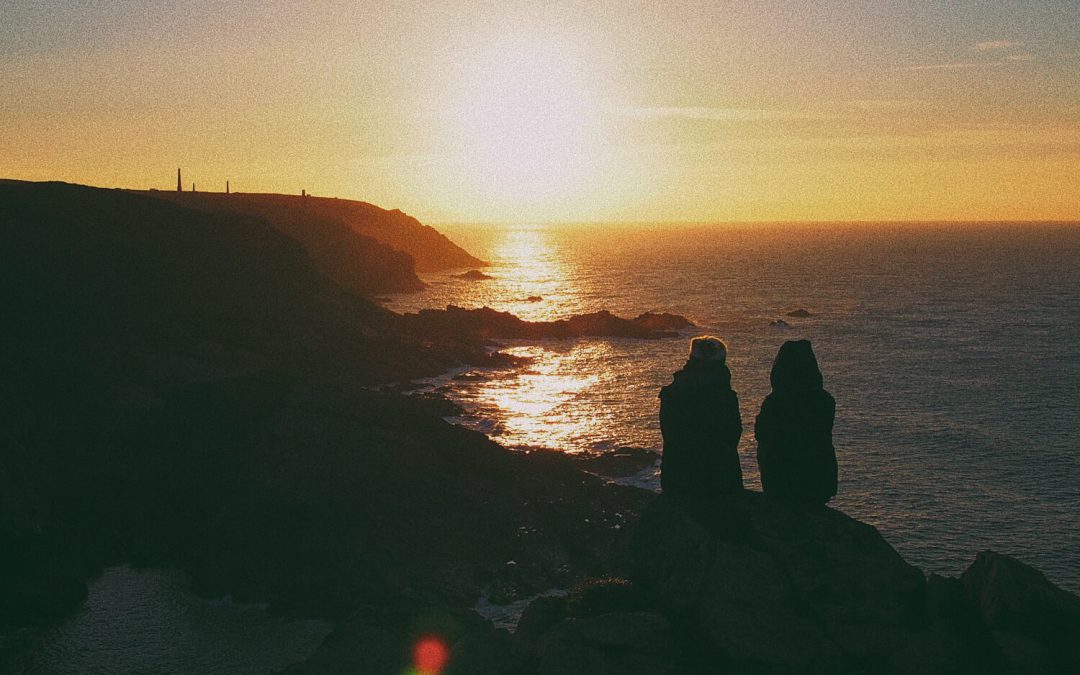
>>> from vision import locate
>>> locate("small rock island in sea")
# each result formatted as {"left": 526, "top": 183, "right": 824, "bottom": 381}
{"left": 1, "top": 181, "right": 1076, "bottom": 674}
{"left": 454, "top": 269, "right": 496, "bottom": 281}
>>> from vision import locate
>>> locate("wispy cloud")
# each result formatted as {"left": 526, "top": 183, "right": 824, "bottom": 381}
{"left": 624, "top": 101, "right": 933, "bottom": 126}
{"left": 895, "top": 62, "right": 995, "bottom": 72}
{"left": 1005, "top": 53, "right": 1036, "bottom": 61}
{"left": 835, "top": 99, "right": 923, "bottom": 111}
{"left": 620, "top": 107, "right": 826, "bottom": 122}
{"left": 976, "top": 40, "right": 1022, "bottom": 51}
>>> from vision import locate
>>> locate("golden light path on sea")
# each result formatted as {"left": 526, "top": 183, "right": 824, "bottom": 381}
{"left": 470, "top": 343, "right": 615, "bottom": 454}
{"left": 431, "top": 226, "right": 623, "bottom": 452}
{"left": 485, "top": 227, "right": 570, "bottom": 322}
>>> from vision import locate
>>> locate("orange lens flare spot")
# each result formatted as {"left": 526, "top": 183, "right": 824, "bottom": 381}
{"left": 413, "top": 636, "right": 449, "bottom": 674}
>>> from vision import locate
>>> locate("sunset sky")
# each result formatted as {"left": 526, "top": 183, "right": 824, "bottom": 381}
{"left": 3, "top": 1, "right": 1079, "bottom": 223}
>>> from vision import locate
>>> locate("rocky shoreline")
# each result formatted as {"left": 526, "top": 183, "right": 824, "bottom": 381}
{"left": 399, "top": 305, "right": 696, "bottom": 342}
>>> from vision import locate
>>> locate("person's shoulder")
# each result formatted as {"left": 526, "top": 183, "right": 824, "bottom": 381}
{"left": 659, "top": 373, "right": 683, "bottom": 398}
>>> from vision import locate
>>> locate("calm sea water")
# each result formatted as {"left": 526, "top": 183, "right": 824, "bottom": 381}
{"left": 386, "top": 222, "right": 1080, "bottom": 592}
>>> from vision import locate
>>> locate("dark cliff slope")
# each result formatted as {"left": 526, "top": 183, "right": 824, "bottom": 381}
{"left": 145, "top": 190, "right": 484, "bottom": 291}
{"left": 0, "top": 181, "right": 647, "bottom": 636}
{"left": 275, "top": 193, "right": 485, "bottom": 272}
{"left": 141, "top": 190, "right": 430, "bottom": 296}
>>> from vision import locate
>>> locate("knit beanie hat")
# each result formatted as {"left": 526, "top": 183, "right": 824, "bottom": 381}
{"left": 689, "top": 336, "right": 728, "bottom": 362}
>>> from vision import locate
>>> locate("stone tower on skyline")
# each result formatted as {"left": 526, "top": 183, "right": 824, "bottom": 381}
{"left": 176, "top": 168, "right": 182, "bottom": 193}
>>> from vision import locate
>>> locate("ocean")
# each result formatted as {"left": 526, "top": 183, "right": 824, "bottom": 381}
{"left": 385, "top": 221, "right": 1080, "bottom": 592}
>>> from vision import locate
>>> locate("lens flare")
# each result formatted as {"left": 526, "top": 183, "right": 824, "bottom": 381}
{"left": 412, "top": 636, "right": 449, "bottom": 674}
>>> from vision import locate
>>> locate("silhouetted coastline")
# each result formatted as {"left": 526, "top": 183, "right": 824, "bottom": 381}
{"left": 2, "top": 180, "right": 1077, "bottom": 674}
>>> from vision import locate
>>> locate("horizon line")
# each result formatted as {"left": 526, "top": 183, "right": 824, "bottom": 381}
{"left": 431, "top": 218, "right": 1080, "bottom": 227}
{"left": 4, "top": 178, "right": 1078, "bottom": 228}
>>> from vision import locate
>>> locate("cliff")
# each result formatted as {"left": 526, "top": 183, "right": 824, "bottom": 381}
{"left": 0, "top": 181, "right": 648, "bottom": 636}
{"left": 139, "top": 190, "right": 424, "bottom": 295}
{"left": 142, "top": 191, "right": 485, "bottom": 295}
{"left": 258, "top": 194, "right": 485, "bottom": 273}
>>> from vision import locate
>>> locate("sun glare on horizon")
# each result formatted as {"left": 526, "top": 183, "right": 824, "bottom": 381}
{"left": 1, "top": 2, "right": 1077, "bottom": 221}
{"left": 455, "top": 36, "right": 603, "bottom": 206}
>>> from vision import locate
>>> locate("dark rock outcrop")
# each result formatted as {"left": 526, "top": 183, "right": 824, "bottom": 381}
{"left": 572, "top": 447, "right": 660, "bottom": 478}
{"left": 631, "top": 491, "right": 924, "bottom": 672}
{"left": 142, "top": 190, "right": 434, "bottom": 295}
{"left": 786, "top": 308, "right": 813, "bottom": 317}
{"left": 886, "top": 573, "right": 1006, "bottom": 675}
{"left": 286, "top": 492, "right": 1080, "bottom": 674}
{"left": 962, "top": 551, "right": 1080, "bottom": 674}
{"left": 512, "top": 578, "right": 681, "bottom": 675}
{"left": 143, "top": 191, "right": 485, "bottom": 277}
{"left": 514, "top": 493, "right": 1079, "bottom": 674}
{"left": 454, "top": 269, "right": 495, "bottom": 280}
{"left": 400, "top": 306, "right": 695, "bottom": 341}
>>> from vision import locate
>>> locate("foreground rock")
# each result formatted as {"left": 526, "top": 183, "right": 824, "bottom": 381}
{"left": 144, "top": 190, "right": 486, "bottom": 284}
{"left": 962, "top": 550, "right": 1080, "bottom": 674}
{"left": 632, "top": 492, "right": 924, "bottom": 672}
{"left": 285, "top": 493, "right": 1080, "bottom": 674}
{"left": 454, "top": 269, "right": 495, "bottom": 280}
{"left": 400, "top": 306, "right": 695, "bottom": 341}
{"left": 572, "top": 448, "right": 660, "bottom": 478}
{"left": 507, "top": 492, "right": 1079, "bottom": 674}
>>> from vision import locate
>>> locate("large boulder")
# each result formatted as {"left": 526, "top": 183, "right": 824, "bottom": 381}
{"left": 886, "top": 574, "right": 1008, "bottom": 675}
{"left": 632, "top": 491, "right": 926, "bottom": 671}
{"left": 515, "top": 578, "right": 681, "bottom": 674}
{"left": 739, "top": 493, "right": 925, "bottom": 654}
{"left": 962, "top": 550, "right": 1080, "bottom": 674}
{"left": 700, "top": 539, "right": 835, "bottom": 670}
{"left": 630, "top": 494, "right": 716, "bottom": 612}
{"left": 532, "top": 612, "right": 678, "bottom": 675}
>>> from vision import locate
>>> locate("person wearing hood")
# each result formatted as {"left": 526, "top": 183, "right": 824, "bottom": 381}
{"left": 755, "top": 339, "right": 837, "bottom": 505}
{"left": 659, "top": 336, "right": 744, "bottom": 509}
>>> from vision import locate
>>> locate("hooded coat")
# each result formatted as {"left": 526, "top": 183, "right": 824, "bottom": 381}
{"left": 659, "top": 359, "right": 743, "bottom": 502}
{"left": 754, "top": 340, "right": 837, "bottom": 505}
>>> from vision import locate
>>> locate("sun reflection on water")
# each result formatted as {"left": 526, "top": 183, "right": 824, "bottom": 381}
{"left": 487, "top": 226, "right": 573, "bottom": 321}
{"left": 395, "top": 225, "right": 663, "bottom": 456}
{"left": 434, "top": 228, "right": 624, "bottom": 452}
{"left": 458, "top": 343, "right": 617, "bottom": 453}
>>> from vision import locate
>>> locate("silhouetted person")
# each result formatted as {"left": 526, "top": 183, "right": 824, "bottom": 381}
{"left": 659, "top": 337, "right": 743, "bottom": 512}
{"left": 755, "top": 340, "right": 837, "bottom": 505}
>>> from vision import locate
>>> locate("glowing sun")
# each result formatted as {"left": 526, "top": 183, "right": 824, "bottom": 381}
{"left": 458, "top": 38, "right": 601, "bottom": 204}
